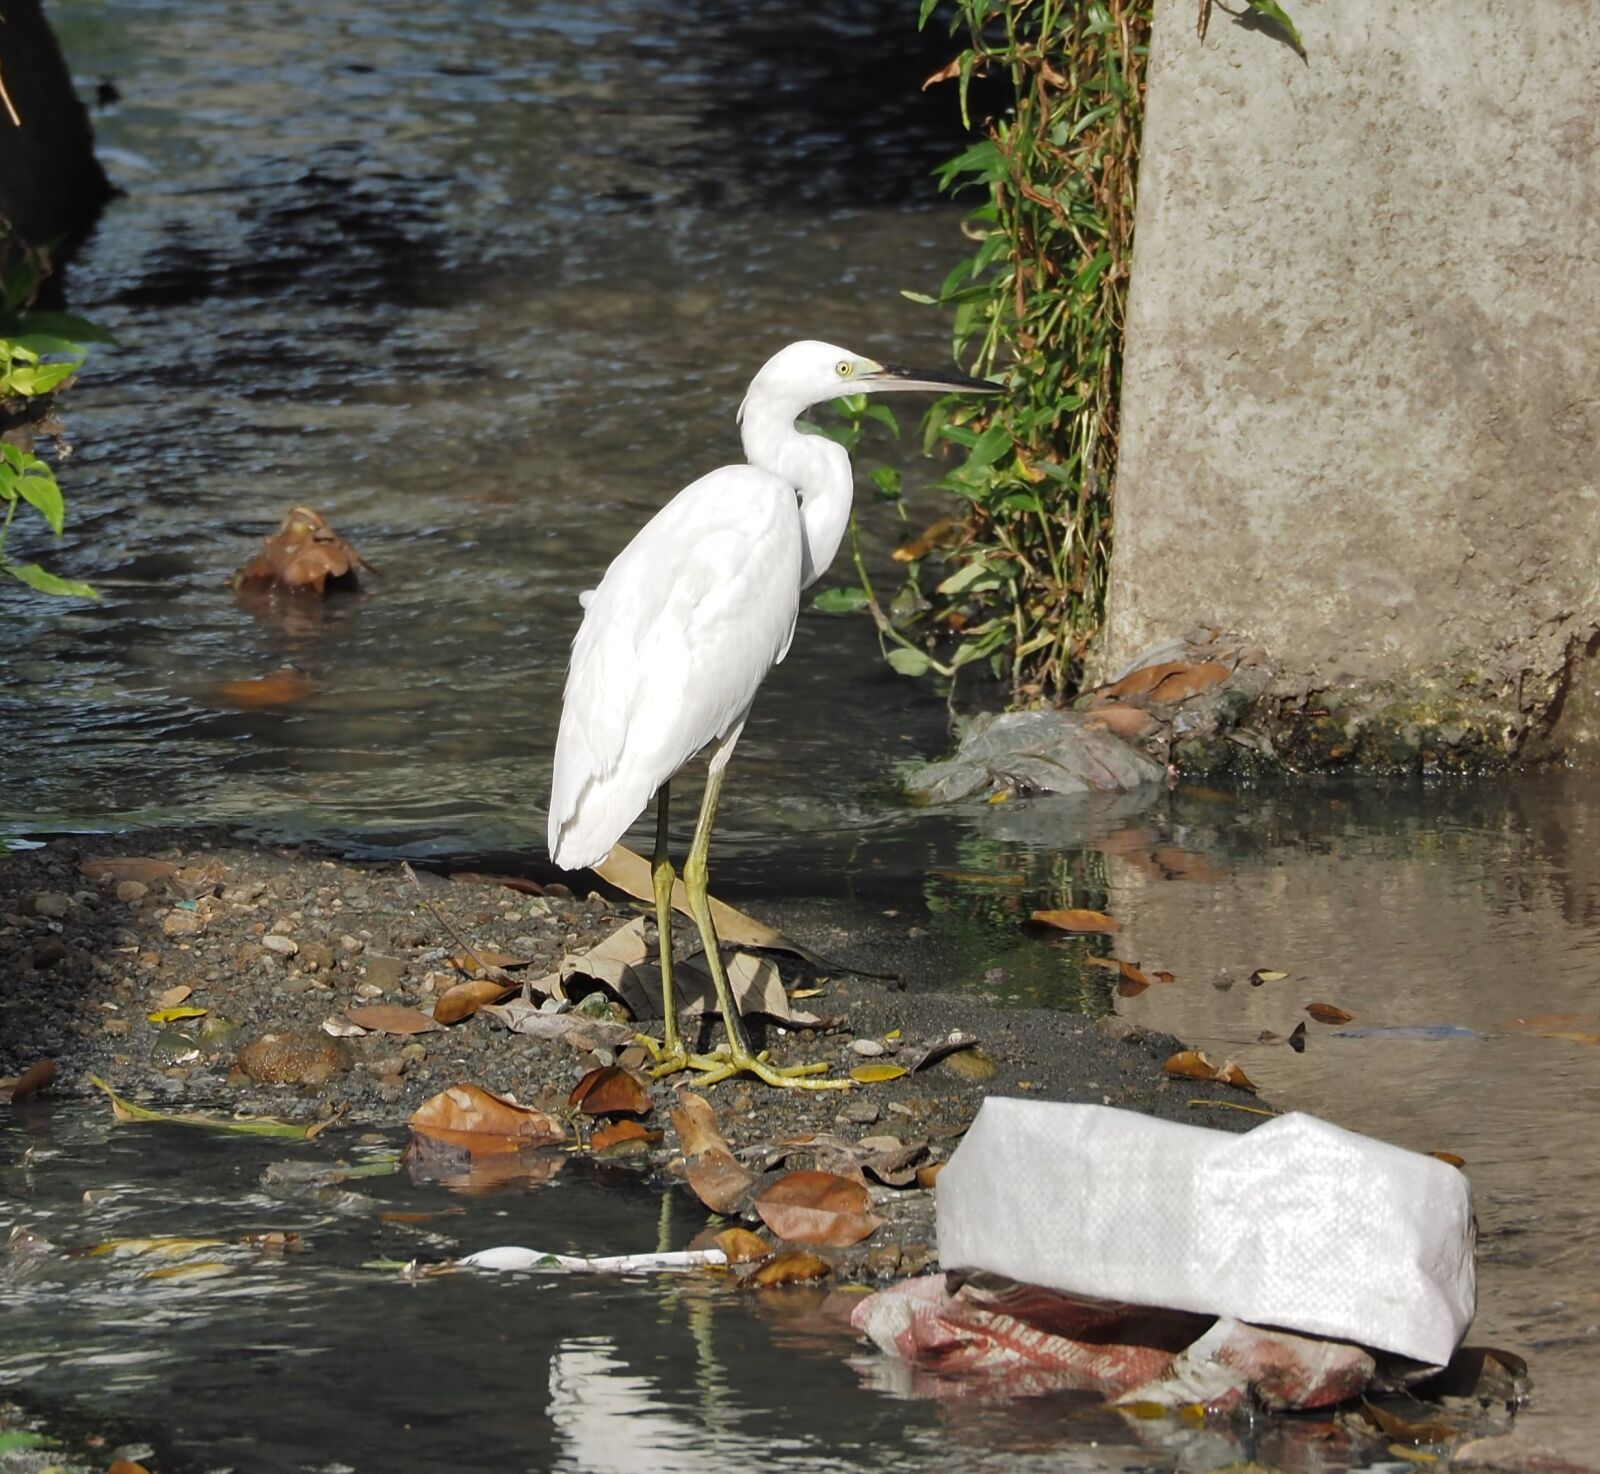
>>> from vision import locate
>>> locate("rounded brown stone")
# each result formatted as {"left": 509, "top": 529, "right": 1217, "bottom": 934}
{"left": 235, "top": 1029, "right": 354, "bottom": 1085}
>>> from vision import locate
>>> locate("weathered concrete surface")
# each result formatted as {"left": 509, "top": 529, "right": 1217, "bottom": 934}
{"left": 1102, "top": 2, "right": 1600, "bottom": 765}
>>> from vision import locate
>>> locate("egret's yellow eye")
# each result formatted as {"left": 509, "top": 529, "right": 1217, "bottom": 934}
{"left": 836, "top": 360, "right": 853, "bottom": 378}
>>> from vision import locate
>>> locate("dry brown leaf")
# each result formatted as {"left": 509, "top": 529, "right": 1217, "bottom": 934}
{"left": 448, "top": 947, "right": 528, "bottom": 975}
{"left": 1216, "top": 1060, "right": 1258, "bottom": 1093}
{"left": 748, "top": 1248, "right": 832, "bottom": 1287}
{"left": 156, "top": 984, "right": 194, "bottom": 1009}
{"left": 408, "top": 1082, "right": 566, "bottom": 1156}
{"left": 80, "top": 857, "right": 179, "bottom": 885}
{"left": 715, "top": 1227, "right": 772, "bottom": 1263}
{"left": 1250, "top": 968, "right": 1289, "bottom": 986}
{"left": 448, "top": 871, "right": 546, "bottom": 895}
{"left": 920, "top": 56, "right": 962, "bottom": 90}
{"left": 433, "top": 978, "right": 517, "bottom": 1025}
{"left": 1287, "top": 1022, "right": 1307, "bottom": 1054}
{"left": 916, "top": 1162, "right": 945, "bottom": 1190}
{"left": 569, "top": 1064, "right": 652, "bottom": 1117}
{"left": 593, "top": 844, "right": 830, "bottom": 965}
{"left": 1152, "top": 970, "right": 1176, "bottom": 984}
{"left": 108, "top": 1462, "right": 152, "bottom": 1474}
{"left": 1031, "top": 907, "right": 1120, "bottom": 934}
{"left": 344, "top": 1004, "right": 444, "bottom": 1035}
{"left": 892, "top": 516, "right": 962, "bottom": 561}
{"left": 230, "top": 505, "right": 365, "bottom": 596}
{"left": 755, "top": 1170, "right": 885, "bottom": 1248}
{"left": 560, "top": 916, "right": 655, "bottom": 1017}
{"left": 1083, "top": 702, "right": 1158, "bottom": 739}
{"left": 1163, "top": 1049, "right": 1221, "bottom": 1082}
{"left": 4, "top": 1059, "right": 55, "bottom": 1100}
{"left": 1094, "top": 659, "right": 1191, "bottom": 703}
{"left": 1306, "top": 1002, "right": 1354, "bottom": 1024}
{"left": 1148, "top": 660, "right": 1230, "bottom": 704}
{"left": 671, "top": 1089, "right": 733, "bottom": 1159}
{"left": 1430, "top": 1151, "right": 1467, "bottom": 1169}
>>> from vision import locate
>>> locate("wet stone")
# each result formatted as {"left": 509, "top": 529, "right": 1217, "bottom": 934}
{"left": 263, "top": 934, "right": 298, "bottom": 956}
{"left": 115, "top": 880, "right": 148, "bottom": 904}
{"left": 30, "top": 938, "right": 66, "bottom": 969}
{"left": 298, "top": 941, "right": 335, "bottom": 972}
{"left": 31, "top": 893, "right": 71, "bottom": 919}
{"left": 361, "top": 955, "right": 407, "bottom": 991}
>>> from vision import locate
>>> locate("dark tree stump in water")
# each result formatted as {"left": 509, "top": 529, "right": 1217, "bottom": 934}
{"left": 0, "top": 0, "right": 112, "bottom": 249}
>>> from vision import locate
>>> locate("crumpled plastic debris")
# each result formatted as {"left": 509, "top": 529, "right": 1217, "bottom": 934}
{"left": 936, "top": 1100, "right": 1475, "bottom": 1366}
{"left": 851, "top": 1274, "right": 1376, "bottom": 1411}
{"left": 459, "top": 1246, "right": 726, "bottom": 1274}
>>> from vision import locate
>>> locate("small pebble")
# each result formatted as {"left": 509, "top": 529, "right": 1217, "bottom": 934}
{"left": 850, "top": 1039, "right": 886, "bottom": 1057}
{"left": 262, "top": 934, "right": 299, "bottom": 956}
{"left": 162, "top": 910, "right": 204, "bottom": 938}
{"left": 32, "top": 893, "right": 71, "bottom": 919}
{"left": 116, "top": 881, "right": 149, "bottom": 904}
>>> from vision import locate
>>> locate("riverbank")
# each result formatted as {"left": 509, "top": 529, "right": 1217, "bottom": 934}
{"left": 0, "top": 827, "right": 1258, "bottom": 1265}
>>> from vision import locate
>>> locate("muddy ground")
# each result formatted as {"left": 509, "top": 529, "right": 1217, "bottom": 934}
{"left": 0, "top": 827, "right": 1264, "bottom": 1264}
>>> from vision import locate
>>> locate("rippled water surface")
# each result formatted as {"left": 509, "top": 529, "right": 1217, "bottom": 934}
{"left": 2, "top": 1, "right": 1598, "bottom": 1468}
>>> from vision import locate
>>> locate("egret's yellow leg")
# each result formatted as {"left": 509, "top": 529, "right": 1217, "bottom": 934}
{"left": 638, "top": 783, "right": 693, "bottom": 1075}
{"left": 676, "top": 763, "right": 850, "bottom": 1092}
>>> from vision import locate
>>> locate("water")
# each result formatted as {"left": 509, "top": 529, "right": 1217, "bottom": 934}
{"left": 1, "top": 0, "right": 1596, "bottom": 1467}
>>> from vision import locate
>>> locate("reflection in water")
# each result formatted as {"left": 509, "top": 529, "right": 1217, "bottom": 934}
{"left": 831, "top": 774, "right": 1599, "bottom": 1462}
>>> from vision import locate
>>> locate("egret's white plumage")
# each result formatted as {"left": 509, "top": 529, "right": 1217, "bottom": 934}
{"left": 548, "top": 462, "right": 801, "bottom": 869}
{"left": 543, "top": 339, "right": 994, "bottom": 1087}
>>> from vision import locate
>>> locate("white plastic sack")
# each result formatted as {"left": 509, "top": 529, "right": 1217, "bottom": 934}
{"left": 936, "top": 1099, "right": 1475, "bottom": 1366}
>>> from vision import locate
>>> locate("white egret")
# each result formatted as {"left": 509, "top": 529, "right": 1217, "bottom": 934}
{"left": 548, "top": 340, "right": 996, "bottom": 1088}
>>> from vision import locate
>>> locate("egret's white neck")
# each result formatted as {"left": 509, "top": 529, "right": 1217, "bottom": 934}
{"left": 739, "top": 398, "right": 854, "bottom": 589}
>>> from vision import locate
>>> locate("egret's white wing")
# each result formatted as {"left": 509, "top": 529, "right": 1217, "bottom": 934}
{"left": 548, "top": 465, "right": 802, "bottom": 869}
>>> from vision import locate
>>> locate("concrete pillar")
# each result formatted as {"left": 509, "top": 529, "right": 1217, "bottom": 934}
{"left": 1102, "top": 1, "right": 1600, "bottom": 765}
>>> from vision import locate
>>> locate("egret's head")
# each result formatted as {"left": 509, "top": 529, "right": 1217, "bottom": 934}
{"left": 738, "top": 339, "right": 996, "bottom": 424}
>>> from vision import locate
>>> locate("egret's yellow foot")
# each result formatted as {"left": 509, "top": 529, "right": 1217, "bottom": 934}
{"left": 636, "top": 1033, "right": 847, "bottom": 1088}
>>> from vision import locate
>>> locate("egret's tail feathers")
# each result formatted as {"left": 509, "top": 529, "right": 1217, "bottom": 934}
{"left": 548, "top": 763, "right": 654, "bottom": 873}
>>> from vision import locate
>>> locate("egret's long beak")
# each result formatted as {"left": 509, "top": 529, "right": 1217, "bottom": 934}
{"left": 859, "top": 362, "right": 1001, "bottom": 395}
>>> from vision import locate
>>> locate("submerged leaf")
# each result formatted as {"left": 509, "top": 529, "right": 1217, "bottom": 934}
{"left": 1031, "top": 907, "right": 1119, "bottom": 934}
{"left": 748, "top": 1248, "right": 832, "bottom": 1287}
{"left": 88, "top": 1076, "right": 321, "bottom": 1138}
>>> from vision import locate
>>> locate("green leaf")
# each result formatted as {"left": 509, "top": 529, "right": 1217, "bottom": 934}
{"left": 812, "top": 586, "right": 870, "bottom": 614}
{"left": 1246, "top": 0, "right": 1305, "bottom": 58}
{"left": 937, "top": 559, "right": 1002, "bottom": 596}
{"left": 14, "top": 310, "right": 120, "bottom": 346}
{"left": 17, "top": 471, "right": 64, "bottom": 534}
{"left": 965, "top": 422, "right": 1014, "bottom": 469}
{"left": 6, "top": 333, "right": 88, "bottom": 360}
{"left": 0, "top": 1431, "right": 53, "bottom": 1452}
{"left": 861, "top": 403, "right": 901, "bottom": 438}
{"left": 4, "top": 562, "right": 97, "bottom": 598}
{"left": 899, "top": 290, "right": 938, "bottom": 305}
{"left": 886, "top": 646, "right": 932, "bottom": 677}
{"left": 869, "top": 466, "right": 902, "bottom": 498}
{"left": 918, "top": 0, "right": 942, "bottom": 28}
